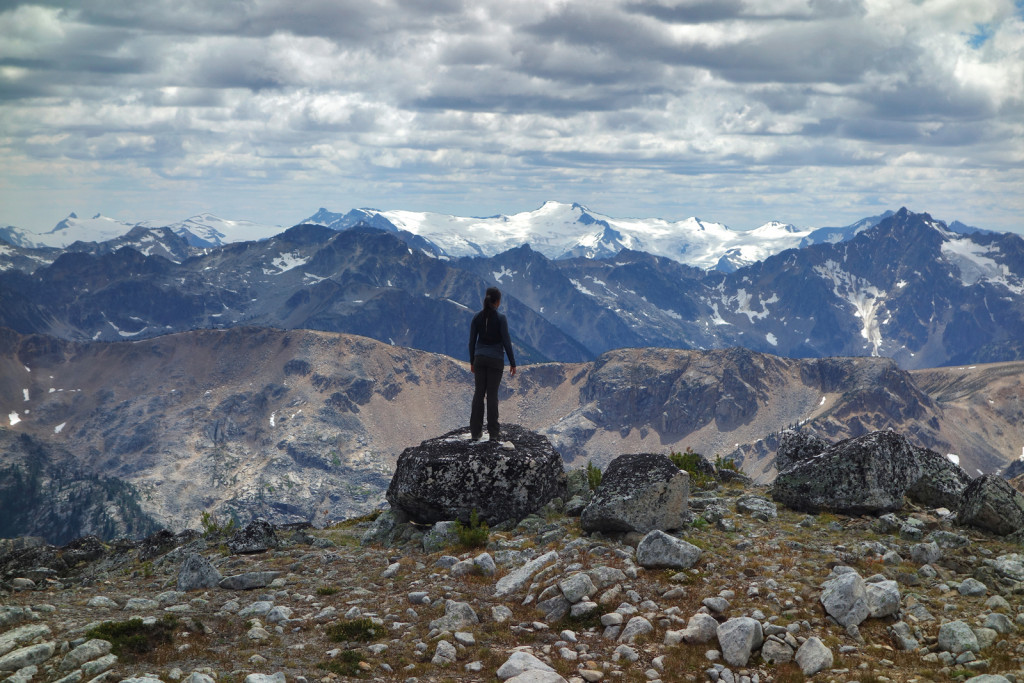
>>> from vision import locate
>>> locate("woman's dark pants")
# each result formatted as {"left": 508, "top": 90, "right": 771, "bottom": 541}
{"left": 470, "top": 355, "right": 504, "bottom": 439}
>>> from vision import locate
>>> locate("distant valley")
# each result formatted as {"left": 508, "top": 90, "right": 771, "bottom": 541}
{"left": 1, "top": 327, "right": 1023, "bottom": 543}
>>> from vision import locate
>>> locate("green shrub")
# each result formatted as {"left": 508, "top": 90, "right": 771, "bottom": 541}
{"left": 669, "top": 447, "right": 713, "bottom": 487}
{"left": 319, "top": 650, "right": 367, "bottom": 677}
{"left": 200, "top": 511, "right": 236, "bottom": 538}
{"left": 714, "top": 455, "right": 739, "bottom": 472}
{"left": 316, "top": 586, "right": 340, "bottom": 596}
{"left": 85, "top": 616, "right": 177, "bottom": 660}
{"left": 454, "top": 508, "right": 489, "bottom": 549}
{"left": 586, "top": 461, "right": 602, "bottom": 491}
{"left": 325, "top": 618, "right": 387, "bottom": 643}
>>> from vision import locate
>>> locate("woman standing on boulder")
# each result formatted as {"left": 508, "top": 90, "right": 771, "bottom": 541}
{"left": 468, "top": 287, "right": 516, "bottom": 441}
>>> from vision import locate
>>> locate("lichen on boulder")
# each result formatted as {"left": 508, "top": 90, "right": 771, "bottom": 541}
{"left": 386, "top": 425, "right": 567, "bottom": 526}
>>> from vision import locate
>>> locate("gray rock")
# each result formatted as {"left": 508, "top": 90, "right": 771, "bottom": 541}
{"left": 585, "top": 566, "right": 627, "bottom": 590}
{"left": 538, "top": 595, "right": 571, "bottom": 622}
{"left": 473, "top": 552, "right": 496, "bottom": 576}
{"left": 735, "top": 495, "right": 777, "bottom": 520}
{"left": 360, "top": 509, "right": 400, "bottom": 546}
{"left": 774, "top": 430, "right": 829, "bottom": 474}
{"left": 86, "top": 596, "right": 119, "bottom": 609}
{"left": 429, "top": 600, "right": 478, "bottom": 632}
{"left": 682, "top": 613, "right": 720, "bottom": 644}
{"left": 237, "top": 601, "right": 274, "bottom": 618}
{"left": 820, "top": 570, "right": 869, "bottom": 628}
{"left": 889, "top": 622, "right": 919, "bottom": 650}
{"left": 495, "top": 551, "right": 558, "bottom": 598}
{"left": 581, "top": 453, "right": 690, "bottom": 533}
{"left": 60, "top": 639, "right": 112, "bottom": 671}
{"left": 618, "top": 616, "right": 653, "bottom": 644}
{"left": 497, "top": 651, "right": 558, "bottom": 680}
{"left": 266, "top": 606, "right": 293, "bottom": 623}
{"left": 795, "top": 637, "right": 833, "bottom": 676}
{"left": 906, "top": 448, "right": 971, "bottom": 509}
{"left": 432, "top": 640, "right": 457, "bottom": 666}
{"left": 243, "top": 674, "right": 286, "bottom": 683}
{"left": 910, "top": 542, "right": 942, "bottom": 566}
{"left": 0, "top": 625, "right": 51, "bottom": 658}
{"left": 874, "top": 513, "right": 902, "bottom": 534}
{"left": 771, "top": 430, "right": 924, "bottom": 514}
{"left": 963, "top": 676, "right": 1011, "bottom": 683}
{"left": 80, "top": 652, "right": 117, "bottom": 677}
{"left": 716, "top": 617, "right": 763, "bottom": 667}
{"left": 570, "top": 601, "right": 599, "bottom": 619}
{"left": 927, "top": 530, "right": 971, "bottom": 549}
{"left": 182, "top": 674, "right": 216, "bottom": 683}
{"left": 958, "top": 578, "right": 987, "bottom": 597}
{"left": 958, "top": 475, "right": 1024, "bottom": 536}
{"left": 387, "top": 425, "right": 567, "bottom": 526}
{"left": 559, "top": 573, "right": 597, "bottom": 604}
{"left": 422, "top": 521, "right": 460, "bottom": 553}
{"left": 864, "top": 579, "right": 901, "bottom": 618}
{"left": 218, "top": 572, "right": 282, "bottom": 591}
{"left": 0, "top": 642, "right": 55, "bottom": 672}
{"left": 227, "top": 518, "right": 279, "bottom": 554}
{"left": 937, "top": 620, "right": 980, "bottom": 654}
{"left": 177, "top": 553, "right": 223, "bottom": 591}
{"left": 504, "top": 672, "right": 568, "bottom": 683}
{"left": 761, "top": 636, "right": 794, "bottom": 664}
{"left": 983, "top": 612, "right": 1014, "bottom": 634}
{"left": 973, "top": 627, "right": 998, "bottom": 650}
{"left": 635, "top": 530, "right": 702, "bottom": 570}
{"left": 123, "top": 598, "right": 159, "bottom": 611}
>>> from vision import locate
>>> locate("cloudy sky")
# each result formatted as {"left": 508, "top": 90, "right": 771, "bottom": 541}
{"left": 1, "top": 0, "right": 1022, "bottom": 234}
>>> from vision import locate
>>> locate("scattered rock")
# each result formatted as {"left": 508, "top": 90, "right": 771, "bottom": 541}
{"left": 635, "top": 530, "right": 702, "bottom": 570}
{"left": 227, "top": 518, "right": 279, "bottom": 554}
{"left": 177, "top": 553, "right": 223, "bottom": 591}
{"left": 795, "top": 636, "right": 833, "bottom": 675}
{"left": 958, "top": 475, "right": 1024, "bottom": 536}
{"left": 716, "top": 617, "right": 763, "bottom": 667}
{"left": 820, "top": 569, "right": 869, "bottom": 628}
{"left": 581, "top": 453, "right": 690, "bottom": 533}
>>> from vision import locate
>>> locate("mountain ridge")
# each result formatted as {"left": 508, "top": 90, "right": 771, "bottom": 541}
{"left": 2, "top": 326, "right": 1023, "bottom": 539}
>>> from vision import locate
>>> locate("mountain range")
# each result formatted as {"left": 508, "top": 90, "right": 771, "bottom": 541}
{"left": 2, "top": 326, "right": 1022, "bottom": 542}
{"left": 1, "top": 208, "right": 1022, "bottom": 370}
{"left": 2, "top": 201, "right": 982, "bottom": 271}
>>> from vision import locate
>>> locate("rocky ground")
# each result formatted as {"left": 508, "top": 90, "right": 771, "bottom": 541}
{"left": 2, "top": 476, "right": 1023, "bottom": 683}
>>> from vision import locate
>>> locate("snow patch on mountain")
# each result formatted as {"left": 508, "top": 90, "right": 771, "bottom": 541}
{"left": 941, "top": 237, "right": 1024, "bottom": 294}
{"left": 814, "top": 260, "right": 887, "bottom": 356}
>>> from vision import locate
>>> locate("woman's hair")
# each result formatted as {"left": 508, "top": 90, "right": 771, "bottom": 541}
{"left": 483, "top": 287, "right": 501, "bottom": 310}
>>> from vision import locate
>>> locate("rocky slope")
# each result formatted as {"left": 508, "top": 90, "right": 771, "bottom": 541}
{"left": 0, "top": 473, "right": 1022, "bottom": 683}
{"left": 3, "top": 327, "right": 1024, "bottom": 540}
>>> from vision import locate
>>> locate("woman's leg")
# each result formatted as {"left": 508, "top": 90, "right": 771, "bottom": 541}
{"left": 484, "top": 357, "right": 504, "bottom": 439}
{"left": 469, "top": 363, "right": 488, "bottom": 439}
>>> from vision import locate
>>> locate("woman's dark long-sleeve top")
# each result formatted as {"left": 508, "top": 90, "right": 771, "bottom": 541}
{"left": 468, "top": 310, "right": 516, "bottom": 368}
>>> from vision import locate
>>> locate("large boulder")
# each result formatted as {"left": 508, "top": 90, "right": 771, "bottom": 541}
{"left": 771, "top": 430, "right": 923, "bottom": 515}
{"left": 386, "top": 425, "right": 567, "bottom": 526}
{"left": 774, "top": 430, "right": 829, "bottom": 474}
{"left": 581, "top": 453, "right": 690, "bottom": 534}
{"left": 906, "top": 449, "right": 971, "bottom": 509}
{"left": 227, "top": 518, "right": 278, "bottom": 554}
{"left": 958, "top": 475, "right": 1024, "bottom": 536}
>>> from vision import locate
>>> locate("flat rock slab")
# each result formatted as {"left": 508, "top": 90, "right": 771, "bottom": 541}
{"left": 219, "top": 572, "right": 283, "bottom": 591}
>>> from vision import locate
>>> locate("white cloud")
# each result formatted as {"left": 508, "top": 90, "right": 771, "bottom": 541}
{"left": 0, "top": 0, "right": 1022, "bottom": 233}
